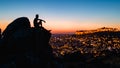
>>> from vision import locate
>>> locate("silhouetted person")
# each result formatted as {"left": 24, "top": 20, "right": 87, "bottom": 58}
{"left": 0, "top": 28, "right": 1, "bottom": 39}
{"left": 33, "top": 14, "right": 46, "bottom": 28}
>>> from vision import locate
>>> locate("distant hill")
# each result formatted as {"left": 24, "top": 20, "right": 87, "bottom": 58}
{"left": 75, "top": 27, "right": 119, "bottom": 35}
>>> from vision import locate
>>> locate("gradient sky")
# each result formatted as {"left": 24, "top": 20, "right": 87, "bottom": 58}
{"left": 0, "top": 0, "right": 120, "bottom": 34}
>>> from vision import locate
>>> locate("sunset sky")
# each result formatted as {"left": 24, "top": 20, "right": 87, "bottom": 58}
{"left": 0, "top": 0, "right": 120, "bottom": 34}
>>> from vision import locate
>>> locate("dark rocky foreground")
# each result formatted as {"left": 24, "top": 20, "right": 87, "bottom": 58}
{"left": 0, "top": 17, "right": 55, "bottom": 68}
{"left": 0, "top": 17, "right": 120, "bottom": 68}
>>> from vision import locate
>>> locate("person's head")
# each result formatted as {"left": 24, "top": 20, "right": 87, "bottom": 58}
{"left": 36, "top": 14, "right": 39, "bottom": 18}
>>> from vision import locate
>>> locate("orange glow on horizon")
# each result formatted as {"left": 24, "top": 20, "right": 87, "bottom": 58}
{"left": 0, "top": 20, "right": 120, "bottom": 34}
{"left": 0, "top": 21, "right": 8, "bottom": 32}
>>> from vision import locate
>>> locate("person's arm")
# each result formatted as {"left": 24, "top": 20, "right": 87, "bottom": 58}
{"left": 38, "top": 19, "right": 46, "bottom": 23}
{"left": 42, "top": 20, "right": 46, "bottom": 23}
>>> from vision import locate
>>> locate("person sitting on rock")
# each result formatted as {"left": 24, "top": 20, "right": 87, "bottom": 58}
{"left": 33, "top": 14, "right": 46, "bottom": 28}
{"left": 0, "top": 28, "right": 1, "bottom": 39}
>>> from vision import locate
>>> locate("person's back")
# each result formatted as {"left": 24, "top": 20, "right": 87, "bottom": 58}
{"left": 0, "top": 28, "right": 1, "bottom": 39}
{"left": 33, "top": 14, "right": 40, "bottom": 28}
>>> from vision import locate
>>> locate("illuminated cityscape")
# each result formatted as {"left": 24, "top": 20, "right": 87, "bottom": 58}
{"left": 50, "top": 27, "right": 120, "bottom": 58}
{"left": 0, "top": 0, "right": 120, "bottom": 67}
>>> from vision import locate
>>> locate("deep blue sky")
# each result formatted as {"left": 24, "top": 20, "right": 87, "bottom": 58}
{"left": 0, "top": 0, "right": 120, "bottom": 33}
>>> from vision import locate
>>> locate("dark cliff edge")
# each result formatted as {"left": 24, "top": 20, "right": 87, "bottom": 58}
{"left": 0, "top": 17, "right": 55, "bottom": 68}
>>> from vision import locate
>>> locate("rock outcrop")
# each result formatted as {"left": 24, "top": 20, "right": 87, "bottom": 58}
{"left": 0, "top": 17, "right": 53, "bottom": 68}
